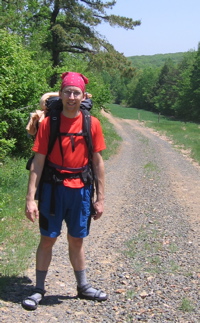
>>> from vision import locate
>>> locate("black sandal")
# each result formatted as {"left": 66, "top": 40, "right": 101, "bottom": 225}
{"left": 22, "top": 288, "right": 45, "bottom": 310}
{"left": 77, "top": 283, "right": 108, "bottom": 301}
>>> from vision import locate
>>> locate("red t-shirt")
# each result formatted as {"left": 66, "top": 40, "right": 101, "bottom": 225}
{"left": 32, "top": 111, "right": 106, "bottom": 188}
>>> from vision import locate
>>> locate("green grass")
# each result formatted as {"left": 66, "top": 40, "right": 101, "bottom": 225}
{"left": 107, "top": 103, "right": 200, "bottom": 165}
{"left": 126, "top": 289, "right": 136, "bottom": 300}
{"left": 144, "top": 162, "right": 158, "bottom": 171}
{"left": 107, "top": 103, "right": 160, "bottom": 122}
{"left": 179, "top": 298, "right": 194, "bottom": 312}
{"left": 101, "top": 114, "right": 122, "bottom": 160}
{"left": 0, "top": 158, "right": 39, "bottom": 280}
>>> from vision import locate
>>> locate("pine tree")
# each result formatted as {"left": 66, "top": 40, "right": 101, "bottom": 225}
{"left": 1, "top": 0, "right": 141, "bottom": 86}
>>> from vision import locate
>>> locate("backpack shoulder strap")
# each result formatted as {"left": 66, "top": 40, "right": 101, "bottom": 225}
{"left": 81, "top": 109, "right": 93, "bottom": 161}
{"left": 48, "top": 107, "right": 61, "bottom": 156}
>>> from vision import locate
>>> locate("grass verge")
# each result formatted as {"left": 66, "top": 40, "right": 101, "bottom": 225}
{"left": 0, "top": 158, "right": 40, "bottom": 283}
{"left": 101, "top": 114, "right": 122, "bottom": 160}
{"left": 107, "top": 103, "right": 200, "bottom": 165}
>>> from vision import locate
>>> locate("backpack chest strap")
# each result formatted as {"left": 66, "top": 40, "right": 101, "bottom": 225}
{"left": 58, "top": 131, "right": 87, "bottom": 152}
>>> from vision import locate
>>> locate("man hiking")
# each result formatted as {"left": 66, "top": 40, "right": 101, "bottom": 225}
{"left": 22, "top": 71, "right": 107, "bottom": 310}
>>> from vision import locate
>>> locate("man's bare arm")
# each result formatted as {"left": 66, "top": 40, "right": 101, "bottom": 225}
{"left": 92, "top": 151, "right": 105, "bottom": 220}
{"left": 25, "top": 153, "right": 46, "bottom": 222}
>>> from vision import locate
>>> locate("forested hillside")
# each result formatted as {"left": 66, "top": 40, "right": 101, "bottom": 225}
{"left": 126, "top": 48, "right": 200, "bottom": 123}
{"left": 128, "top": 52, "right": 186, "bottom": 69}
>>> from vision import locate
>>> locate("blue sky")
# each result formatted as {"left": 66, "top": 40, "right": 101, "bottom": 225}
{"left": 96, "top": 0, "right": 200, "bottom": 57}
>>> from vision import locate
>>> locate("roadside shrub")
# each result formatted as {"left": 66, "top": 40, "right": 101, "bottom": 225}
{"left": 0, "top": 29, "right": 50, "bottom": 158}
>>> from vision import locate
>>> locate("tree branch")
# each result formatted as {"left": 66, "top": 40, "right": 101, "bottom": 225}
{"left": 60, "top": 45, "right": 96, "bottom": 54}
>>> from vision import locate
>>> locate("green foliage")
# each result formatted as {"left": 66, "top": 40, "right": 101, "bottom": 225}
{"left": 127, "top": 67, "right": 159, "bottom": 110}
{"left": 0, "top": 138, "right": 16, "bottom": 162}
{"left": 1, "top": 1, "right": 140, "bottom": 86}
{"left": 87, "top": 47, "right": 137, "bottom": 105}
{"left": 189, "top": 44, "right": 200, "bottom": 121}
{"left": 90, "top": 82, "right": 111, "bottom": 112}
{"left": 126, "top": 50, "right": 200, "bottom": 122}
{"left": 0, "top": 29, "right": 50, "bottom": 159}
{"left": 0, "top": 29, "right": 49, "bottom": 107}
{"left": 0, "top": 121, "right": 17, "bottom": 160}
{"left": 172, "top": 51, "right": 196, "bottom": 120}
{"left": 153, "top": 59, "right": 179, "bottom": 115}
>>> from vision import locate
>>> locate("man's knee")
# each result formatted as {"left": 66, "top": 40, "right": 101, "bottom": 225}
{"left": 67, "top": 234, "right": 83, "bottom": 248}
{"left": 39, "top": 235, "right": 57, "bottom": 249}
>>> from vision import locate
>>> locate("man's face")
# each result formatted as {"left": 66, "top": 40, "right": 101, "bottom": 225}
{"left": 59, "top": 86, "right": 85, "bottom": 112}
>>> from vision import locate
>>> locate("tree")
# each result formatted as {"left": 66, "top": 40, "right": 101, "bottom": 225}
{"left": 189, "top": 44, "right": 200, "bottom": 121}
{"left": 153, "top": 59, "right": 179, "bottom": 116}
{"left": 0, "top": 0, "right": 141, "bottom": 86}
{"left": 89, "top": 46, "right": 136, "bottom": 104}
{"left": 127, "top": 68, "right": 159, "bottom": 110}
{"left": 172, "top": 51, "right": 196, "bottom": 120}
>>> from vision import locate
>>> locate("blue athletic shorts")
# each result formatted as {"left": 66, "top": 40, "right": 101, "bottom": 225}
{"left": 38, "top": 183, "right": 92, "bottom": 238}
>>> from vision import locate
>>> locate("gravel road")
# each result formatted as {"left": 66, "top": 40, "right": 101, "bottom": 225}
{"left": 1, "top": 111, "right": 200, "bottom": 322}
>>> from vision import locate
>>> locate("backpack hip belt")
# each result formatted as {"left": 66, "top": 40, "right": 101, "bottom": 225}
{"left": 42, "top": 162, "right": 93, "bottom": 186}
{"left": 47, "top": 161, "right": 88, "bottom": 172}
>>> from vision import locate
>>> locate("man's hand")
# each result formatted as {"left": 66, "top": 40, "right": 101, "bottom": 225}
{"left": 92, "top": 199, "right": 104, "bottom": 220}
{"left": 25, "top": 200, "right": 39, "bottom": 223}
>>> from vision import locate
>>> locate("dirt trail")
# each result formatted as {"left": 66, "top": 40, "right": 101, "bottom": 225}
{"left": 104, "top": 111, "right": 200, "bottom": 240}
{"left": 1, "top": 111, "right": 200, "bottom": 322}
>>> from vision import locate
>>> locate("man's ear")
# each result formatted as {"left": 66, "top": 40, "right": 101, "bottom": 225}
{"left": 81, "top": 92, "right": 86, "bottom": 101}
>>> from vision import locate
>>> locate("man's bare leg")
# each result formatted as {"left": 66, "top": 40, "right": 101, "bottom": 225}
{"left": 22, "top": 235, "right": 57, "bottom": 310}
{"left": 67, "top": 233, "right": 107, "bottom": 301}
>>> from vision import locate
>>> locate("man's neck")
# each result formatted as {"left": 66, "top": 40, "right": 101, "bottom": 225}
{"left": 62, "top": 108, "right": 80, "bottom": 118}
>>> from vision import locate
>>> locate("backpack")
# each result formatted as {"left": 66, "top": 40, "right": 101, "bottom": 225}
{"left": 45, "top": 96, "right": 93, "bottom": 160}
{"left": 26, "top": 94, "right": 95, "bottom": 215}
{"left": 26, "top": 95, "right": 94, "bottom": 186}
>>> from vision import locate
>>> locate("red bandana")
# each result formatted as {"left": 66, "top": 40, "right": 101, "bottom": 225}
{"left": 61, "top": 72, "right": 89, "bottom": 93}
